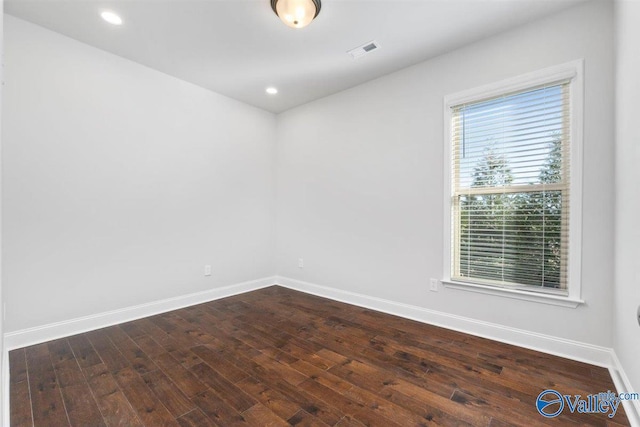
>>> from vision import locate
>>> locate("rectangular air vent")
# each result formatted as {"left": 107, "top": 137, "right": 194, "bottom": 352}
{"left": 347, "top": 40, "right": 380, "bottom": 59}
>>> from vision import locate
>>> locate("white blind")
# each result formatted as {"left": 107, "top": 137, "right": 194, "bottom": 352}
{"left": 451, "top": 82, "right": 570, "bottom": 292}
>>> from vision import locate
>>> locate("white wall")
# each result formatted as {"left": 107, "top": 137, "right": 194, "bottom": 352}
{"left": 2, "top": 15, "right": 276, "bottom": 332}
{"left": 276, "top": 0, "right": 615, "bottom": 346}
{"left": 614, "top": 0, "right": 640, "bottom": 395}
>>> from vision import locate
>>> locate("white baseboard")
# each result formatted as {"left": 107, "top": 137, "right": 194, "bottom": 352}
{"left": 3, "top": 276, "right": 277, "bottom": 351}
{"left": 610, "top": 351, "right": 640, "bottom": 427}
{"left": 275, "top": 276, "right": 614, "bottom": 368}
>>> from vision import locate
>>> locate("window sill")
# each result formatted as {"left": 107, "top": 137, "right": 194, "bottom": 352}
{"left": 441, "top": 280, "right": 585, "bottom": 308}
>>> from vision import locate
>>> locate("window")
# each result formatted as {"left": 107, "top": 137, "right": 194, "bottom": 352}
{"left": 443, "top": 61, "right": 583, "bottom": 305}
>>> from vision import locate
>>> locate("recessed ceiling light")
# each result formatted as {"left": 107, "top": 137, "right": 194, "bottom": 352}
{"left": 101, "top": 11, "right": 123, "bottom": 26}
{"left": 266, "top": 87, "right": 278, "bottom": 95}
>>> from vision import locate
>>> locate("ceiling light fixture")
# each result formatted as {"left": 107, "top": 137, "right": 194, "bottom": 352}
{"left": 101, "top": 11, "right": 123, "bottom": 25}
{"left": 266, "top": 87, "right": 278, "bottom": 95}
{"left": 271, "top": 0, "right": 321, "bottom": 29}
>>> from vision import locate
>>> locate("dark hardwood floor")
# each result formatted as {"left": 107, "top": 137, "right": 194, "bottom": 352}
{"left": 10, "top": 286, "right": 630, "bottom": 426}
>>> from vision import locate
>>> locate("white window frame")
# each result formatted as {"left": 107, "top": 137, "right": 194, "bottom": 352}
{"left": 442, "top": 60, "right": 584, "bottom": 308}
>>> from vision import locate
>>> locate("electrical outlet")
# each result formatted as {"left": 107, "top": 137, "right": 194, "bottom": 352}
{"left": 298, "top": 258, "right": 304, "bottom": 268}
{"left": 204, "top": 265, "right": 212, "bottom": 276}
{"left": 429, "top": 278, "right": 439, "bottom": 292}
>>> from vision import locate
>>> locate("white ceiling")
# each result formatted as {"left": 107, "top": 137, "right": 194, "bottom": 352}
{"left": 5, "top": 0, "right": 585, "bottom": 113}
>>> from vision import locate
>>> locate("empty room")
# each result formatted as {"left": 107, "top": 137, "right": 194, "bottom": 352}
{"left": 1, "top": 0, "right": 638, "bottom": 425}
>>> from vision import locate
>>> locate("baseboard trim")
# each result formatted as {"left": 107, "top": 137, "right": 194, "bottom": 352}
{"left": 610, "top": 351, "right": 640, "bottom": 427}
{"left": 275, "top": 276, "right": 613, "bottom": 368}
{"left": 3, "top": 276, "right": 277, "bottom": 351}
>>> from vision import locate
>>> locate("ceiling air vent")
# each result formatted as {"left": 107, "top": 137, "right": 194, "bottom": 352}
{"left": 347, "top": 40, "right": 380, "bottom": 59}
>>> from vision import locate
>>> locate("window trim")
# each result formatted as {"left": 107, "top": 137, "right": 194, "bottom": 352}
{"left": 442, "top": 60, "right": 584, "bottom": 306}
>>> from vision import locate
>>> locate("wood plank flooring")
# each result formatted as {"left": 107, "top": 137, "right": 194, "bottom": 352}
{"left": 10, "top": 286, "right": 630, "bottom": 426}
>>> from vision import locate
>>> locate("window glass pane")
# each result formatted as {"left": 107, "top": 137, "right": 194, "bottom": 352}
{"left": 451, "top": 82, "right": 569, "bottom": 291}
{"left": 455, "top": 85, "right": 566, "bottom": 189}
{"left": 458, "top": 191, "right": 563, "bottom": 288}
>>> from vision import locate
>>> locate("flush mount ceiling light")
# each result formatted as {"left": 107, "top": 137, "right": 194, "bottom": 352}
{"left": 266, "top": 87, "right": 278, "bottom": 95}
{"left": 271, "top": 0, "right": 321, "bottom": 29}
{"left": 101, "top": 11, "right": 123, "bottom": 25}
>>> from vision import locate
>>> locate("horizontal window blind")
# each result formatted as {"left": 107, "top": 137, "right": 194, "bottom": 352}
{"left": 451, "top": 82, "right": 570, "bottom": 292}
